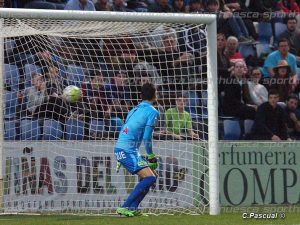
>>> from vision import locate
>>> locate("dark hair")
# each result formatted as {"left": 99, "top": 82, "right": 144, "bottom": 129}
{"left": 175, "top": 92, "right": 188, "bottom": 99}
{"left": 206, "top": 0, "right": 219, "bottom": 6}
{"left": 287, "top": 93, "right": 299, "bottom": 102}
{"left": 284, "top": 16, "right": 297, "bottom": 24}
{"left": 278, "top": 38, "right": 289, "bottom": 46}
{"left": 89, "top": 70, "right": 103, "bottom": 80}
{"left": 190, "top": 0, "right": 202, "bottom": 4}
{"left": 141, "top": 83, "right": 156, "bottom": 101}
{"left": 268, "top": 89, "right": 279, "bottom": 97}
{"left": 43, "top": 61, "right": 59, "bottom": 75}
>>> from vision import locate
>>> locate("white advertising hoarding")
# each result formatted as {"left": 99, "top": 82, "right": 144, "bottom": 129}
{"left": 2, "top": 141, "right": 194, "bottom": 212}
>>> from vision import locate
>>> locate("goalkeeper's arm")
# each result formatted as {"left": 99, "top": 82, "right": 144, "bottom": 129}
{"left": 143, "top": 125, "right": 158, "bottom": 170}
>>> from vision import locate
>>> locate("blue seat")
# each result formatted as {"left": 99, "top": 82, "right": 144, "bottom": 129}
{"left": 274, "top": 22, "right": 286, "bottom": 41}
{"left": 5, "top": 39, "right": 16, "bottom": 56}
{"left": 20, "top": 119, "right": 41, "bottom": 140}
{"left": 43, "top": 119, "right": 63, "bottom": 140}
{"left": 109, "top": 117, "right": 124, "bottom": 132}
{"left": 4, "top": 120, "right": 16, "bottom": 140}
{"left": 5, "top": 91, "right": 18, "bottom": 120}
{"left": 244, "top": 119, "right": 254, "bottom": 135}
{"left": 256, "top": 43, "right": 272, "bottom": 58}
{"left": 20, "top": 53, "right": 35, "bottom": 65}
{"left": 4, "top": 64, "right": 19, "bottom": 91}
{"left": 223, "top": 119, "right": 241, "bottom": 140}
{"left": 89, "top": 119, "right": 105, "bottom": 136}
{"left": 185, "top": 91, "right": 200, "bottom": 119}
{"left": 239, "top": 45, "right": 255, "bottom": 58}
{"left": 257, "top": 22, "right": 273, "bottom": 43}
{"left": 65, "top": 119, "right": 84, "bottom": 140}
{"left": 24, "top": 64, "right": 42, "bottom": 88}
{"left": 66, "top": 64, "right": 85, "bottom": 86}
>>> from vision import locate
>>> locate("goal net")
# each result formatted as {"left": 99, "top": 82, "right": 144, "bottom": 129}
{"left": 0, "top": 9, "right": 219, "bottom": 215}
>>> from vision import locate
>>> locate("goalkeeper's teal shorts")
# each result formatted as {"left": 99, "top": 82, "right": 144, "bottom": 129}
{"left": 114, "top": 148, "right": 148, "bottom": 174}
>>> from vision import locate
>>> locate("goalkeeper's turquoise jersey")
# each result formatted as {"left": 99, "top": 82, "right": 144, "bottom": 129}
{"left": 115, "top": 101, "right": 159, "bottom": 154}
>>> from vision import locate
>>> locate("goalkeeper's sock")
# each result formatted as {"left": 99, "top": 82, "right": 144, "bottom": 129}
{"left": 122, "top": 176, "right": 156, "bottom": 208}
{"left": 129, "top": 187, "right": 150, "bottom": 210}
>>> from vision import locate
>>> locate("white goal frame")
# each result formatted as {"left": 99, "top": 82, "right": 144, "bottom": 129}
{"left": 0, "top": 8, "right": 219, "bottom": 215}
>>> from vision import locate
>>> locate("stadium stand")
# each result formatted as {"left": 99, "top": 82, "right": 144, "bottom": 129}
{"left": 2, "top": 0, "right": 300, "bottom": 140}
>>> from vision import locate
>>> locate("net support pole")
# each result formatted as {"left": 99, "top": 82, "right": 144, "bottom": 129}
{"left": 0, "top": 18, "right": 4, "bottom": 209}
{"left": 206, "top": 18, "right": 220, "bottom": 215}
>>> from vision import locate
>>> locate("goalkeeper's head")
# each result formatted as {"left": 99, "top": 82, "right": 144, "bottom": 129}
{"left": 141, "top": 83, "right": 157, "bottom": 103}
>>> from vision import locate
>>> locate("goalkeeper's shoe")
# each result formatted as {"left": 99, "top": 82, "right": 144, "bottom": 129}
{"left": 116, "top": 207, "right": 135, "bottom": 217}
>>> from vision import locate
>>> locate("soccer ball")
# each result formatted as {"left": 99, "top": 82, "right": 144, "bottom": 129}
{"left": 62, "top": 85, "right": 82, "bottom": 103}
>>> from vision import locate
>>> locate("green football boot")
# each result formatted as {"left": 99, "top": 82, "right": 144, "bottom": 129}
{"left": 116, "top": 207, "right": 135, "bottom": 217}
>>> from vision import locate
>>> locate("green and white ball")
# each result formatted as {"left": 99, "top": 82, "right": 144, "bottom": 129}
{"left": 62, "top": 85, "right": 82, "bottom": 103}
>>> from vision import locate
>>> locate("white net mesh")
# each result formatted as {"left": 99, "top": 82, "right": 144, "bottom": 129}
{"left": 2, "top": 17, "right": 210, "bottom": 215}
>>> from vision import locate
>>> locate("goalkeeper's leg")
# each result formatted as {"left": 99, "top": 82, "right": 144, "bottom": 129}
{"left": 129, "top": 170, "right": 158, "bottom": 211}
{"left": 118, "top": 167, "right": 156, "bottom": 216}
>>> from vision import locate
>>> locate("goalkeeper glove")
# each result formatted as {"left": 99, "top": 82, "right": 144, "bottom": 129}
{"left": 116, "top": 161, "right": 121, "bottom": 173}
{"left": 147, "top": 153, "right": 158, "bottom": 170}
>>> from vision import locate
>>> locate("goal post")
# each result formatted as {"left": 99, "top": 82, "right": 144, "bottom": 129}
{"left": 0, "top": 17, "right": 4, "bottom": 211}
{"left": 0, "top": 9, "right": 219, "bottom": 215}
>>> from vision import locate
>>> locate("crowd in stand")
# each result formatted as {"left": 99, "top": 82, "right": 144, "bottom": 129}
{"left": 3, "top": 0, "right": 300, "bottom": 141}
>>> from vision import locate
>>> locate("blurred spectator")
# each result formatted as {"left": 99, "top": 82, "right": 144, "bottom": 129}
{"left": 222, "top": 0, "right": 241, "bottom": 11}
{"left": 56, "top": 43, "right": 81, "bottom": 66}
{"left": 102, "top": 37, "right": 155, "bottom": 78}
{"left": 251, "top": 89, "right": 290, "bottom": 140}
{"left": 64, "top": 0, "right": 95, "bottom": 10}
{"left": 205, "top": 0, "right": 253, "bottom": 43}
{"left": 23, "top": 73, "right": 68, "bottom": 121}
{"left": 106, "top": 70, "right": 132, "bottom": 119}
{"left": 217, "top": 33, "right": 231, "bottom": 92}
{"left": 44, "top": 62, "right": 68, "bottom": 97}
{"left": 0, "top": 0, "right": 11, "bottom": 7}
{"left": 95, "top": 0, "right": 111, "bottom": 10}
{"left": 262, "top": 38, "right": 297, "bottom": 90}
{"left": 111, "top": 0, "right": 132, "bottom": 11}
{"left": 127, "top": 0, "right": 149, "bottom": 11}
{"left": 188, "top": 0, "right": 203, "bottom": 13}
{"left": 130, "top": 73, "right": 152, "bottom": 103}
{"left": 23, "top": 73, "right": 47, "bottom": 116}
{"left": 133, "top": 61, "right": 162, "bottom": 86}
{"left": 278, "top": 16, "right": 300, "bottom": 57}
{"left": 247, "top": 67, "right": 268, "bottom": 106}
{"left": 247, "top": 0, "right": 278, "bottom": 13}
{"left": 152, "top": 100, "right": 168, "bottom": 139}
{"left": 224, "top": 36, "right": 244, "bottom": 64}
{"left": 223, "top": 0, "right": 258, "bottom": 40}
{"left": 172, "top": 0, "right": 185, "bottom": 12}
{"left": 148, "top": 34, "right": 194, "bottom": 90}
{"left": 269, "top": 60, "right": 293, "bottom": 102}
{"left": 82, "top": 71, "right": 112, "bottom": 120}
{"left": 222, "top": 61, "right": 256, "bottom": 119}
{"left": 285, "top": 94, "right": 300, "bottom": 139}
{"left": 148, "top": 0, "right": 174, "bottom": 12}
{"left": 277, "top": 0, "right": 300, "bottom": 13}
{"left": 165, "top": 93, "right": 199, "bottom": 140}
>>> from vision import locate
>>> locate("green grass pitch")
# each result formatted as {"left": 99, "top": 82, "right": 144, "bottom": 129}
{"left": 0, "top": 213, "right": 299, "bottom": 225}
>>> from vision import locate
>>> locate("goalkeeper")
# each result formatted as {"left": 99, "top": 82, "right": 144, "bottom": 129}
{"left": 114, "top": 83, "right": 159, "bottom": 217}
